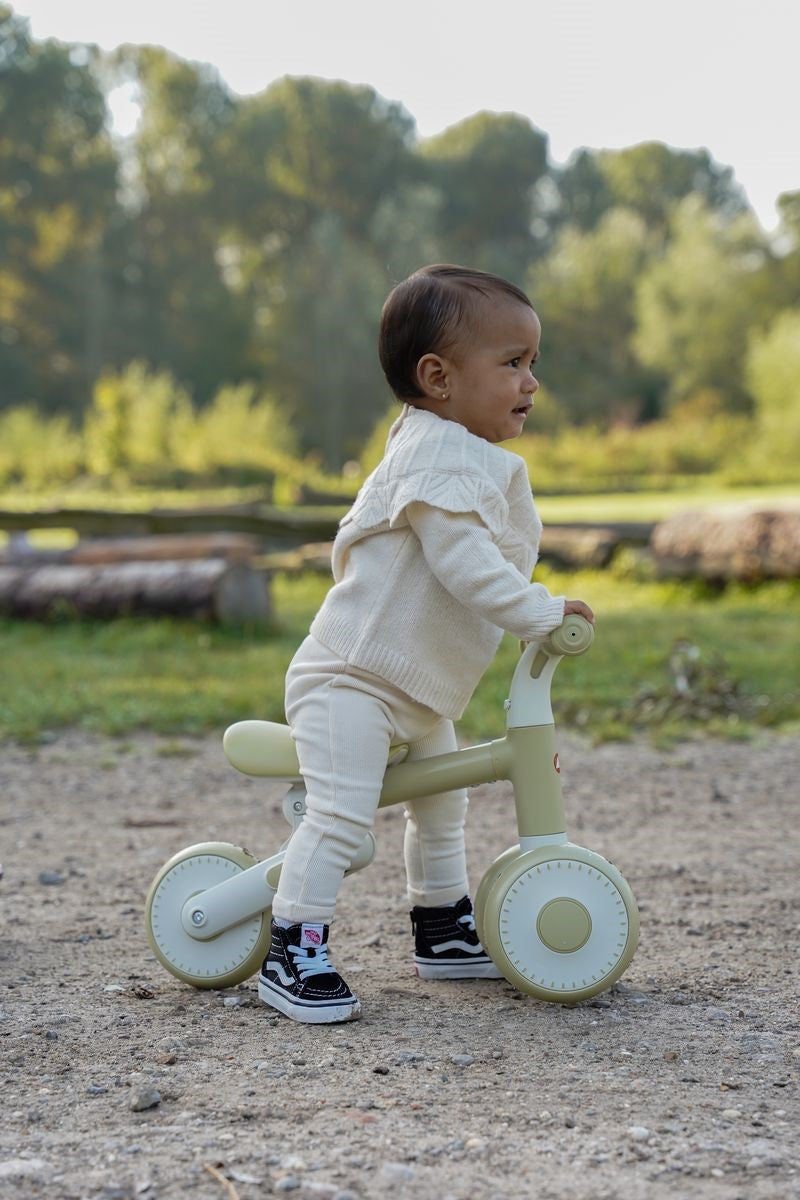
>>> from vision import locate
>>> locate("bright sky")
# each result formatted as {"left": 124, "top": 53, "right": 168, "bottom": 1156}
{"left": 15, "top": 0, "right": 800, "bottom": 230}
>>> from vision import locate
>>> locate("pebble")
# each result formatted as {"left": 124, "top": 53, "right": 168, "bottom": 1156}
{"left": 464, "top": 1137, "right": 486, "bottom": 1152}
{"left": 0, "top": 1159, "right": 47, "bottom": 1179}
{"left": 274, "top": 1177, "right": 300, "bottom": 1192}
{"left": 705, "top": 1006, "right": 731, "bottom": 1022}
{"left": 538, "top": 1110, "right": 553, "bottom": 1121}
{"left": 721, "top": 1108, "right": 742, "bottom": 1119}
{"left": 38, "top": 871, "right": 65, "bottom": 886}
{"left": 394, "top": 1051, "right": 425, "bottom": 1064}
{"left": 332, "top": 1192, "right": 362, "bottom": 1200}
{"left": 373, "top": 1065, "right": 390, "bottom": 1075}
{"left": 223, "top": 996, "right": 244, "bottom": 1007}
{"left": 381, "top": 1163, "right": 415, "bottom": 1181}
{"left": 228, "top": 1169, "right": 262, "bottom": 1185}
{"left": 740, "top": 1032, "right": 781, "bottom": 1052}
{"left": 450, "top": 1054, "right": 475, "bottom": 1067}
{"left": 280, "top": 1156, "right": 306, "bottom": 1171}
{"left": 627, "top": 1125, "right": 651, "bottom": 1142}
{"left": 103, "top": 984, "right": 126, "bottom": 993}
{"left": 130, "top": 1087, "right": 161, "bottom": 1112}
{"left": 86, "top": 1084, "right": 108, "bottom": 1096}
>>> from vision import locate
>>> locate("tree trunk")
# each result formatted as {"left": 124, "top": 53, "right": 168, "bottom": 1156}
{"left": 0, "top": 560, "right": 272, "bottom": 625}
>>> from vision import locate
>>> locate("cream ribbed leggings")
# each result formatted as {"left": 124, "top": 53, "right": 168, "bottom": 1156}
{"left": 272, "top": 636, "right": 470, "bottom": 925}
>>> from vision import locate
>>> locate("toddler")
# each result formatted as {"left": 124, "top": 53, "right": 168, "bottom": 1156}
{"left": 260, "top": 264, "right": 594, "bottom": 1022}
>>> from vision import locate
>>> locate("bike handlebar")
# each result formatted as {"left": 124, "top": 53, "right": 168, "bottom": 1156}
{"left": 541, "top": 614, "right": 595, "bottom": 657}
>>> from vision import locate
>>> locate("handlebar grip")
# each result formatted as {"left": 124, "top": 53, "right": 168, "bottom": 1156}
{"left": 543, "top": 614, "right": 595, "bottom": 656}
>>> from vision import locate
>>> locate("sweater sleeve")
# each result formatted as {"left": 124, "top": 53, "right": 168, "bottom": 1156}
{"left": 406, "top": 502, "right": 566, "bottom": 640}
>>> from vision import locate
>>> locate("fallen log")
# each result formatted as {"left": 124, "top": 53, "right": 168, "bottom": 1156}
{"left": 68, "top": 533, "right": 263, "bottom": 565}
{"left": 538, "top": 525, "right": 626, "bottom": 569}
{"left": 258, "top": 542, "right": 334, "bottom": 574}
{"left": 651, "top": 508, "right": 800, "bottom": 581}
{"left": 0, "top": 560, "right": 272, "bottom": 624}
{"left": 0, "top": 503, "right": 345, "bottom": 541}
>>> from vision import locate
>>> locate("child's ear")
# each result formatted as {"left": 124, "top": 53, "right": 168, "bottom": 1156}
{"left": 416, "top": 353, "right": 449, "bottom": 400}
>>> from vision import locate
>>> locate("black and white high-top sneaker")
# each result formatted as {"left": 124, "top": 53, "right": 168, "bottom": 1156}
{"left": 411, "top": 895, "right": 503, "bottom": 980}
{"left": 258, "top": 921, "right": 361, "bottom": 1023}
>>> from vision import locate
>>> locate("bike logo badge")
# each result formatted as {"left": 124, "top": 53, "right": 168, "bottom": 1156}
{"left": 553, "top": 753, "right": 561, "bottom": 774}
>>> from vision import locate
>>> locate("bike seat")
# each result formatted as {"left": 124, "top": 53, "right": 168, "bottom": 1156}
{"left": 223, "top": 720, "right": 300, "bottom": 778}
{"left": 223, "top": 719, "right": 410, "bottom": 779}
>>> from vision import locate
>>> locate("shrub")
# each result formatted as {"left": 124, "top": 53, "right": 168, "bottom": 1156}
{"left": 0, "top": 407, "right": 84, "bottom": 488}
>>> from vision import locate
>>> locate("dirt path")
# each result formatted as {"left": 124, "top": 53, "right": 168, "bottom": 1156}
{"left": 2, "top": 730, "right": 798, "bottom": 1200}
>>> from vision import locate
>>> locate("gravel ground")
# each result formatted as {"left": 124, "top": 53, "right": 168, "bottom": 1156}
{"left": 1, "top": 729, "right": 798, "bottom": 1200}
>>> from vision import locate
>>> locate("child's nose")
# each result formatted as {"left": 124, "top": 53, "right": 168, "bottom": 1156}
{"left": 525, "top": 373, "right": 539, "bottom": 394}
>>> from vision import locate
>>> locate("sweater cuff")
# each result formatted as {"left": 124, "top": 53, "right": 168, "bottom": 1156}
{"left": 524, "top": 593, "right": 567, "bottom": 639}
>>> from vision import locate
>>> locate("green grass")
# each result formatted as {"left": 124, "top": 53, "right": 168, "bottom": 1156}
{"left": 536, "top": 484, "right": 800, "bottom": 524}
{"left": 2, "top": 569, "right": 798, "bottom": 746}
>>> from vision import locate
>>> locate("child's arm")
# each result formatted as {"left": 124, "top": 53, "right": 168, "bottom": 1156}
{"left": 406, "top": 502, "right": 569, "bottom": 640}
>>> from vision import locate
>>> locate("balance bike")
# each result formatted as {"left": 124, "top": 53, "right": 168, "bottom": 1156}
{"left": 145, "top": 615, "right": 639, "bottom": 1002}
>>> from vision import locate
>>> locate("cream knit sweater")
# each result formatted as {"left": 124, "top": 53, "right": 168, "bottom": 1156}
{"left": 310, "top": 405, "right": 565, "bottom": 718}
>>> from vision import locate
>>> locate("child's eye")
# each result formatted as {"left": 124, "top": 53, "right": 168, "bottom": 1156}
{"left": 508, "top": 357, "right": 521, "bottom": 368}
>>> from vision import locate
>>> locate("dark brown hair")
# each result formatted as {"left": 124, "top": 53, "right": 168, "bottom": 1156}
{"left": 378, "top": 264, "right": 534, "bottom": 400}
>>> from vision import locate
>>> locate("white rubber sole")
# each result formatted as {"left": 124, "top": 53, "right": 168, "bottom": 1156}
{"left": 414, "top": 959, "right": 504, "bottom": 980}
{"left": 258, "top": 978, "right": 361, "bottom": 1023}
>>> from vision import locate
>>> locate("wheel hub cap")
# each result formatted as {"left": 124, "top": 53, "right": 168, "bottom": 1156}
{"left": 536, "top": 897, "right": 592, "bottom": 953}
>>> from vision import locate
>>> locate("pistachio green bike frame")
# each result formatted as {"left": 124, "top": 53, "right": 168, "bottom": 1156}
{"left": 378, "top": 723, "right": 564, "bottom": 839}
{"left": 376, "top": 617, "right": 589, "bottom": 840}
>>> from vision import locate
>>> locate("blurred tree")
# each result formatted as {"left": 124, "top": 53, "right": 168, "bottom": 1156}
{"left": 0, "top": 5, "right": 118, "bottom": 411}
{"left": 250, "top": 77, "right": 416, "bottom": 236}
{"left": 369, "top": 183, "right": 444, "bottom": 284}
{"left": 257, "top": 213, "right": 388, "bottom": 468}
{"left": 420, "top": 112, "right": 549, "bottom": 279}
{"left": 767, "top": 190, "right": 800, "bottom": 312}
{"left": 528, "top": 208, "right": 657, "bottom": 423}
{"left": 746, "top": 308, "right": 800, "bottom": 455}
{"left": 555, "top": 142, "right": 746, "bottom": 237}
{"left": 552, "top": 148, "right": 612, "bottom": 233}
{"left": 104, "top": 45, "right": 255, "bottom": 402}
{"left": 633, "top": 197, "right": 767, "bottom": 411}
{"left": 84, "top": 360, "right": 192, "bottom": 479}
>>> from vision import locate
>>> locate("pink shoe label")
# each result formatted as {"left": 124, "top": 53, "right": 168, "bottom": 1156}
{"left": 300, "top": 924, "right": 324, "bottom": 948}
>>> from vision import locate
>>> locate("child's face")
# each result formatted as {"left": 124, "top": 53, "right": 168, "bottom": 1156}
{"left": 426, "top": 301, "right": 541, "bottom": 443}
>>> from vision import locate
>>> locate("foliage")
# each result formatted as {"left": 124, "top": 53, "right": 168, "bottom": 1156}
{"left": 555, "top": 142, "right": 746, "bottom": 235}
{"left": 0, "top": 406, "right": 83, "bottom": 489}
{"left": 528, "top": 208, "right": 657, "bottom": 423}
{"left": 727, "top": 308, "right": 800, "bottom": 483}
{"left": 0, "top": 16, "right": 797, "bottom": 476}
{"left": 420, "top": 111, "right": 549, "bottom": 278}
{"left": 512, "top": 405, "right": 753, "bottom": 491}
{"left": 633, "top": 198, "right": 766, "bottom": 412}
{"left": 0, "top": 5, "right": 118, "bottom": 411}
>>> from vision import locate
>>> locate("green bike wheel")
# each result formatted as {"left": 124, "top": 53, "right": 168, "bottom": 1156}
{"left": 481, "top": 843, "right": 639, "bottom": 1003}
{"left": 145, "top": 842, "right": 272, "bottom": 989}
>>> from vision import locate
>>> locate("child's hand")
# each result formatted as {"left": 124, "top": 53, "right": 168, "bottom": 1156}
{"left": 564, "top": 599, "right": 595, "bottom": 625}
